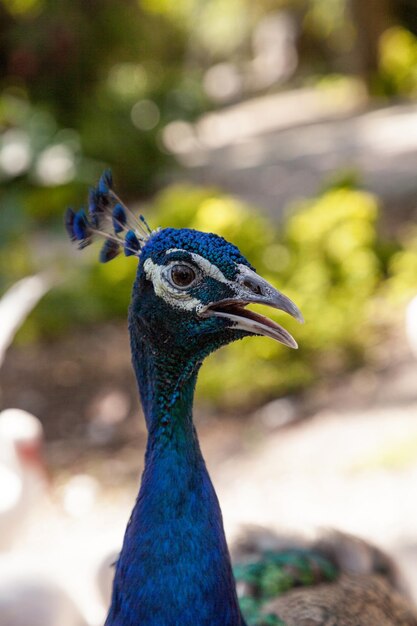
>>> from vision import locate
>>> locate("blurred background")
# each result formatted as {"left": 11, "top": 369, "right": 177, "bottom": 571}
{"left": 2, "top": 0, "right": 417, "bottom": 623}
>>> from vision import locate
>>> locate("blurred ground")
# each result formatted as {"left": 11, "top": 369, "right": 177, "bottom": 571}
{"left": 3, "top": 319, "right": 417, "bottom": 624}
{"left": 174, "top": 90, "right": 417, "bottom": 226}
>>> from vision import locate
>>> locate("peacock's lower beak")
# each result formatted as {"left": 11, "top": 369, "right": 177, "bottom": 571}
{"left": 200, "top": 265, "right": 303, "bottom": 349}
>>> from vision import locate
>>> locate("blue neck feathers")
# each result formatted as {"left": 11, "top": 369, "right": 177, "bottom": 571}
{"left": 105, "top": 316, "right": 244, "bottom": 626}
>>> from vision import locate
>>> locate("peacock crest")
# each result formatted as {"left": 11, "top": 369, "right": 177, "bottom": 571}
{"left": 64, "top": 170, "right": 156, "bottom": 262}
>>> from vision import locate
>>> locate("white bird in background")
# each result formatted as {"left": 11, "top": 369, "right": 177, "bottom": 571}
{"left": 0, "top": 411, "right": 91, "bottom": 626}
{"left": 406, "top": 294, "right": 417, "bottom": 358}
{"left": 0, "top": 272, "right": 55, "bottom": 370}
{"left": 0, "top": 572, "right": 88, "bottom": 626}
{"left": 0, "top": 408, "right": 48, "bottom": 551}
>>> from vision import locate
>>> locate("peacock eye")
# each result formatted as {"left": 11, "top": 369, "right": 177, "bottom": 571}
{"left": 170, "top": 264, "right": 196, "bottom": 288}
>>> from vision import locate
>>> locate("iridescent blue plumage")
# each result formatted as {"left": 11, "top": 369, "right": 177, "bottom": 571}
{"left": 66, "top": 170, "right": 151, "bottom": 261}
{"left": 112, "top": 203, "right": 127, "bottom": 234}
{"left": 98, "top": 168, "right": 113, "bottom": 194}
{"left": 100, "top": 239, "right": 121, "bottom": 263}
{"left": 73, "top": 209, "right": 90, "bottom": 239}
{"left": 69, "top": 208, "right": 93, "bottom": 249}
{"left": 140, "top": 227, "right": 253, "bottom": 279}
{"left": 124, "top": 230, "right": 140, "bottom": 256}
{"left": 88, "top": 188, "right": 104, "bottom": 227}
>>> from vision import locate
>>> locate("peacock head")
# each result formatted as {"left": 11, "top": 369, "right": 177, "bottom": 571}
{"left": 66, "top": 171, "right": 303, "bottom": 360}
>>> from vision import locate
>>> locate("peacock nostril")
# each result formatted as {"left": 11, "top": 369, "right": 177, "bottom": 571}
{"left": 242, "top": 278, "right": 263, "bottom": 295}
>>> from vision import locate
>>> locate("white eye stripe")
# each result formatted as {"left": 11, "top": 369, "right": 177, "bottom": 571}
{"left": 143, "top": 250, "right": 233, "bottom": 313}
{"left": 143, "top": 257, "right": 202, "bottom": 311}
{"left": 166, "top": 249, "right": 229, "bottom": 285}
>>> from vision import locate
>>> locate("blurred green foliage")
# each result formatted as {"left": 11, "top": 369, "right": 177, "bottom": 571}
{"left": 385, "top": 226, "right": 417, "bottom": 306}
{"left": 379, "top": 26, "right": 417, "bottom": 96}
{"left": 0, "top": 0, "right": 208, "bottom": 195}
{"left": 1, "top": 0, "right": 415, "bottom": 213}
{"left": 1, "top": 0, "right": 416, "bottom": 263}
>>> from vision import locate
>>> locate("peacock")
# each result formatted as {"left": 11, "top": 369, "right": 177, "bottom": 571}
{"left": 66, "top": 171, "right": 417, "bottom": 626}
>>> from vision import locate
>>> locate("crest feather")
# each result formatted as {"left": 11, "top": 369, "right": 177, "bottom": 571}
{"left": 65, "top": 170, "right": 155, "bottom": 261}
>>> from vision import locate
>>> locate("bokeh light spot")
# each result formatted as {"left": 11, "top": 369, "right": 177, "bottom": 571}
{"left": 131, "top": 100, "right": 160, "bottom": 131}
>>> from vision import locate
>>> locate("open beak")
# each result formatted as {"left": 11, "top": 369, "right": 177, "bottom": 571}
{"left": 200, "top": 265, "right": 303, "bottom": 349}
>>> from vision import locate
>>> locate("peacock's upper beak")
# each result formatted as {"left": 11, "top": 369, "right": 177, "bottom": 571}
{"left": 200, "top": 265, "right": 303, "bottom": 349}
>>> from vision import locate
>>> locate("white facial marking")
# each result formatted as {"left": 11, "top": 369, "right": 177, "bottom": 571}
{"left": 143, "top": 249, "right": 234, "bottom": 313}
{"left": 166, "top": 249, "right": 229, "bottom": 285}
{"left": 143, "top": 257, "right": 202, "bottom": 312}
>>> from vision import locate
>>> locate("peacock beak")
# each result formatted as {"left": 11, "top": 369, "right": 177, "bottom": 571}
{"left": 200, "top": 265, "right": 303, "bottom": 349}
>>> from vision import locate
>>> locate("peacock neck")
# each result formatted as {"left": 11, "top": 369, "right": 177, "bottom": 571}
{"left": 105, "top": 319, "right": 243, "bottom": 626}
